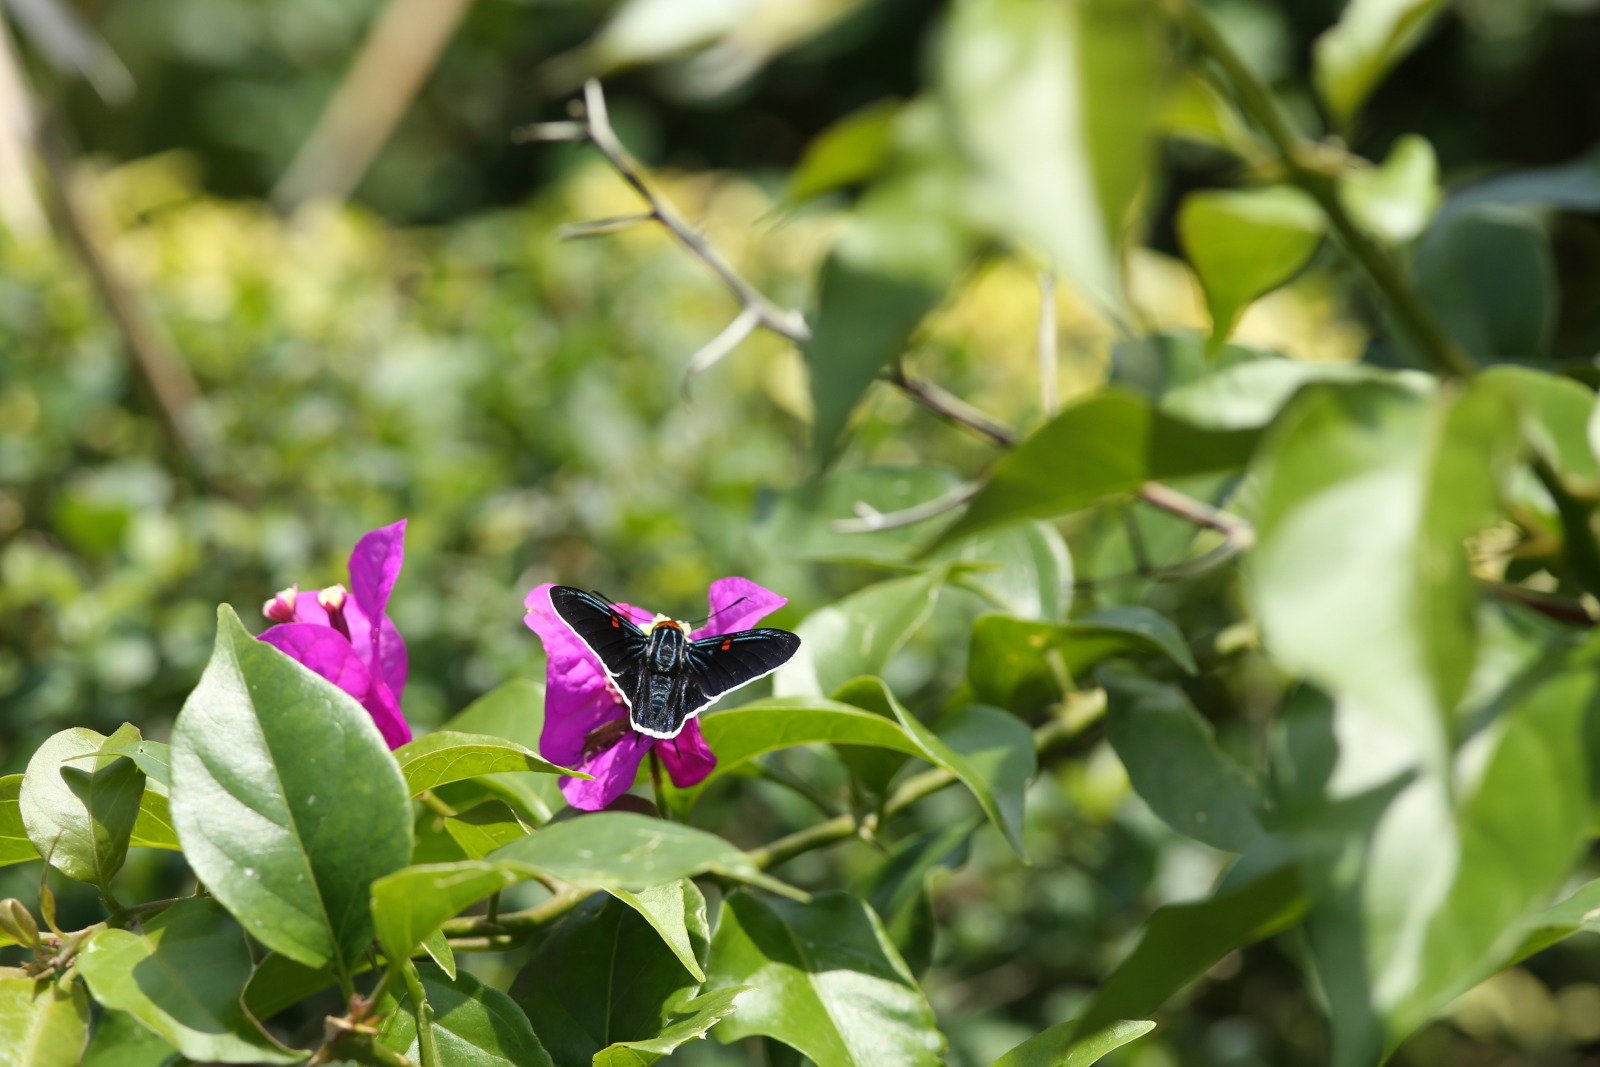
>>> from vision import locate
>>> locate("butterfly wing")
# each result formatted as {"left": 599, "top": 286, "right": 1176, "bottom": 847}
{"left": 549, "top": 586, "right": 649, "bottom": 708}
{"left": 683, "top": 628, "right": 802, "bottom": 718}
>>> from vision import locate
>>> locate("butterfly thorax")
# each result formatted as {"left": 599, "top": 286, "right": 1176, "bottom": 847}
{"left": 645, "top": 618, "right": 688, "bottom": 672}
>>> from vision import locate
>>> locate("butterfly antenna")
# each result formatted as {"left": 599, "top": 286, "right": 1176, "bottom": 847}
{"left": 688, "top": 594, "right": 750, "bottom": 628}
{"left": 591, "top": 589, "right": 648, "bottom": 625}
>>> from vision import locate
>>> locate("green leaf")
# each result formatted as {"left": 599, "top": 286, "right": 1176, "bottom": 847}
{"left": 1340, "top": 134, "right": 1440, "bottom": 245}
{"left": 835, "top": 678, "right": 1034, "bottom": 858}
{"left": 786, "top": 99, "right": 900, "bottom": 204}
{"left": 1513, "top": 878, "right": 1600, "bottom": 962}
{"left": 774, "top": 569, "right": 948, "bottom": 698}
{"left": 969, "top": 609, "right": 1196, "bottom": 712}
{"left": 1177, "top": 186, "right": 1324, "bottom": 351}
{"left": 0, "top": 776, "right": 37, "bottom": 867}
{"left": 706, "top": 890, "right": 945, "bottom": 1067}
{"left": 381, "top": 964, "right": 552, "bottom": 1067}
{"left": 420, "top": 927, "right": 456, "bottom": 981}
{"left": 1477, "top": 365, "right": 1598, "bottom": 485}
{"left": 371, "top": 862, "right": 524, "bottom": 968}
{"left": 440, "top": 678, "right": 563, "bottom": 823}
{"left": 394, "top": 731, "right": 574, "bottom": 796}
{"left": 130, "top": 789, "right": 180, "bottom": 852}
{"left": 1416, "top": 205, "right": 1555, "bottom": 363}
{"left": 242, "top": 954, "right": 340, "bottom": 1022}
{"left": 1280, "top": 639, "right": 1600, "bottom": 1065}
{"left": 79, "top": 1008, "right": 179, "bottom": 1067}
{"left": 1313, "top": 0, "right": 1452, "bottom": 125}
{"left": 0, "top": 977, "right": 91, "bottom": 1067}
{"left": 1103, "top": 670, "right": 1261, "bottom": 852}
{"left": 989, "top": 1019, "right": 1156, "bottom": 1067}
{"left": 755, "top": 466, "right": 963, "bottom": 565}
{"left": 940, "top": 0, "right": 1162, "bottom": 310}
{"left": 1068, "top": 863, "right": 1306, "bottom": 1041}
{"left": 77, "top": 898, "right": 302, "bottom": 1064}
{"left": 490, "top": 813, "right": 799, "bottom": 898}
{"left": 512, "top": 889, "right": 707, "bottom": 1067}
{"left": 444, "top": 800, "right": 529, "bottom": 859}
{"left": 1247, "top": 380, "right": 1516, "bottom": 760}
{"left": 932, "top": 522, "right": 1074, "bottom": 622}
{"left": 930, "top": 390, "right": 1256, "bottom": 548}
{"left": 1159, "top": 358, "right": 1421, "bottom": 432}
{"left": 806, "top": 155, "right": 973, "bottom": 461}
{"left": 169, "top": 605, "right": 412, "bottom": 973}
{"left": 858, "top": 819, "right": 979, "bottom": 975}
{"left": 69, "top": 740, "right": 170, "bottom": 787}
{"left": 593, "top": 987, "right": 749, "bottom": 1067}
{"left": 20, "top": 724, "right": 144, "bottom": 890}
{"left": 678, "top": 697, "right": 926, "bottom": 805}
{"left": 607, "top": 880, "right": 710, "bottom": 982}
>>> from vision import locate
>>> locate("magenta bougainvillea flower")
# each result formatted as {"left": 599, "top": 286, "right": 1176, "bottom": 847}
{"left": 523, "top": 577, "right": 787, "bottom": 810}
{"left": 259, "top": 520, "right": 412, "bottom": 749}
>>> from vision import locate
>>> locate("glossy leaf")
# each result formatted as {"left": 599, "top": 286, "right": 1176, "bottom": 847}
{"left": 608, "top": 879, "right": 710, "bottom": 982}
{"left": 394, "top": 730, "right": 573, "bottom": 796}
{"left": 1103, "top": 670, "right": 1261, "bottom": 852}
{"left": 78, "top": 1009, "right": 179, "bottom": 1067}
{"left": 489, "top": 812, "right": 799, "bottom": 897}
{"left": 930, "top": 390, "right": 1256, "bottom": 548}
{"left": 594, "top": 988, "right": 748, "bottom": 1067}
{"left": 130, "top": 789, "right": 180, "bottom": 851}
{"left": 381, "top": 964, "right": 552, "bottom": 1067}
{"left": 513, "top": 889, "right": 707, "bottom": 1067}
{"left": 77, "top": 898, "right": 301, "bottom": 1064}
{"left": 0, "top": 777, "right": 36, "bottom": 867}
{"left": 858, "top": 819, "right": 979, "bottom": 975}
{"left": 20, "top": 725, "right": 144, "bottom": 889}
{"left": 969, "top": 608, "right": 1196, "bottom": 712}
{"left": 371, "top": 861, "right": 524, "bottom": 967}
{"left": 1068, "top": 864, "right": 1306, "bottom": 1040}
{"left": 1416, "top": 205, "right": 1555, "bottom": 363}
{"left": 71, "top": 740, "right": 169, "bottom": 787}
{"left": 940, "top": 0, "right": 1161, "bottom": 310}
{"left": 706, "top": 890, "right": 945, "bottom": 1067}
{"left": 169, "top": 606, "right": 412, "bottom": 972}
{"left": 443, "top": 800, "right": 529, "bottom": 859}
{"left": 0, "top": 977, "right": 91, "bottom": 1067}
{"left": 242, "top": 953, "right": 341, "bottom": 1022}
{"left": 1247, "top": 380, "right": 1516, "bottom": 763}
{"left": 680, "top": 696, "right": 926, "bottom": 804}
{"left": 1177, "top": 186, "right": 1324, "bottom": 350}
{"left": 989, "top": 1019, "right": 1155, "bottom": 1067}
{"left": 1313, "top": 0, "right": 1451, "bottom": 125}
{"left": 775, "top": 569, "right": 948, "bottom": 697}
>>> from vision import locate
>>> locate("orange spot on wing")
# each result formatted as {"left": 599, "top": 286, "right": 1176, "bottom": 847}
{"left": 720, "top": 639, "right": 732, "bottom": 650}
{"left": 611, "top": 615, "right": 620, "bottom": 628}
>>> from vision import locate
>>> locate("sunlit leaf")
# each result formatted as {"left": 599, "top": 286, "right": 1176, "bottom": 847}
{"left": 381, "top": 964, "right": 552, "bottom": 1067}
{"left": 78, "top": 898, "right": 301, "bottom": 1064}
{"left": 19, "top": 724, "right": 144, "bottom": 890}
{"left": 1340, "top": 134, "right": 1440, "bottom": 244}
{"left": 0, "top": 976, "right": 91, "bottom": 1067}
{"left": 1177, "top": 186, "right": 1324, "bottom": 351}
{"left": 0, "top": 777, "right": 37, "bottom": 867}
{"left": 786, "top": 99, "right": 901, "bottom": 204}
{"left": 608, "top": 880, "right": 709, "bottom": 982}
{"left": 443, "top": 800, "right": 529, "bottom": 860}
{"left": 593, "top": 988, "right": 748, "bottom": 1067}
{"left": 394, "top": 731, "right": 573, "bottom": 796}
{"left": 775, "top": 569, "right": 949, "bottom": 697}
{"left": 706, "top": 891, "right": 945, "bottom": 1067}
{"left": 988, "top": 1018, "right": 1155, "bottom": 1067}
{"left": 1313, "top": 0, "right": 1452, "bottom": 125}
{"left": 170, "top": 606, "right": 412, "bottom": 973}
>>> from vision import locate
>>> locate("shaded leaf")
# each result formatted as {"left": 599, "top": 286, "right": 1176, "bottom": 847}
{"left": 1159, "top": 358, "right": 1422, "bottom": 432}
{"left": 1103, "top": 669, "right": 1261, "bottom": 852}
{"left": 787, "top": 99, "right": 900, "bottom": 204}
{"left": 594, "top": 988, "right": 748, "bottom": 1067}
{"left": 858, "top": 819, "right": 979, "bottom": 975}
{"left": 1177, "top": 186, "right": 1324, "bottom": 351}
{"left": 169, "top": 606, "right": 412, "bottom": 973}
{"left": 775, "top": 569, "right": 948, "bottom": 697}
{"left": 607, "top": 880, "right": 710, "bottom": 982}
{"left": 70, "top": 740, "right": 169, "bottom": 788}
{"left": 443, "top": 800, "right": 529, "bottom": 860}
{"left": 512, "top": 889, "right": 706, "bottom": 1067}
{"left": 969, "top": 609, "right": 1196, "bottom": 712}
{"left": 242, "top": 954, "right": 340, "bottom": 1023}
{"left": 706, "top": 890, "right": 945, "bottom": 1067}
{"left": 381, "top": 964, "right": 552, "bottom": 1067}
{"left": 78, "top": 1008, "right": 179, "bottom": 1067}
{"left": 130, "top": 789, "right": 180, "bottom": 852}
{"left": 930, "top": 390, "right": 1256, "bottom": 548}
{"left": 77, "top": 898, "right": 301, "bottom": 1063}
{"left": 932, "top": 522, "right": 1074, "bottom": 622}
{"left": 1416, "top": 205, "right": 1555, "bottom": 363}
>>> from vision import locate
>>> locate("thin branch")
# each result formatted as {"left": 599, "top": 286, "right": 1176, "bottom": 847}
{"left": 1038, "top": 270, "right": 1059, "bottom": 418}
{"left": 558, "top": 212, "right": 656, "bottom": 240}
{"left": 887, "top": 364, "right": 1018, "bottom": 447}
{"left": 832, "top": 482, "right": 981, "bottom": 534}
{"left": 1163, "top": 0, "right": 1475, "bottom": 381}
{"left": 519, "top": 79, "right": 810, "bottom": 384}
{"left": 1138, "top": 480, "right": 1256, "bottom": 551}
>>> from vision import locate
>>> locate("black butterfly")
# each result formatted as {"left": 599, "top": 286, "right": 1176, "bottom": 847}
{"left": 549, "top": 586, "right": 801, "bottom": 741}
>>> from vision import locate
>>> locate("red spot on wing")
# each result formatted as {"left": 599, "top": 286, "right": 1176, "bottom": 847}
{"left": 610, "top": 615, "right": 620, "bottom": 628}
{"left": 720, "top": 638, "right": 732, "bottom": 650}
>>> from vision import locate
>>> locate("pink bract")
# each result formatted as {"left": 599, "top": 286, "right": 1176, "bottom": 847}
{"left": 259, "top": 521, "right": 412, "bottom": 749}
{"left": 523, "top": 576, "right": 786, "bottom": 810}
